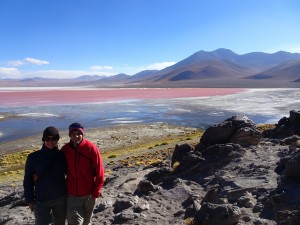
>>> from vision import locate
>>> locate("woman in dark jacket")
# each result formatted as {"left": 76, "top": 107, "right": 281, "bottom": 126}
{"left": 23, "top": 126, "right": 67, "bottom": 225}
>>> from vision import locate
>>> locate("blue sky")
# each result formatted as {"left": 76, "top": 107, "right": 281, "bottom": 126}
{"left": 1, "top": 0, "right": 300, "bottom": 79}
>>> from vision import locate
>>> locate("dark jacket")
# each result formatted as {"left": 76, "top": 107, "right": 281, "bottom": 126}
{"left": 23, "top": 145, "right": 67, "bottom": 203}
{"left": 62, "top": 138, "right": 105, "bottom": 198}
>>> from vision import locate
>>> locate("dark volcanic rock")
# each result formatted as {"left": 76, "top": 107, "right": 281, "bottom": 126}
{"left": 266, "top": 110, "right": 300, "bottom": 139}
{"left": 194, "top": 202, "right": 241, "bottom": 225}
{"left": 200, "top": 143, "right": 245, "bottom": 162}
{"left": 3, "top": 111, "right": 300, "bottom": 225}
{"left": 196, "top": 115, "right": 262, "bottom": 151}
{"left": 171, "top": 143, "right": 194, "bottom": 167}
{"left": 285, "top": 153, "right": 300, "bottom": 179}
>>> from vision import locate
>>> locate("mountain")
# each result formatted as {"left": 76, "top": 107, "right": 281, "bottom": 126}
{"left": 168, "top": 48, "right": 240, "bottom": 69}
{"left": 160, "top": 48, "right": 300, "bottom": 71}
{"left": 245, "top": 60, "right": 300, "bottom": 81}
{"left": 128, "top": 70, "right": 159, "bottom": 80}
{"left": 237, "top": 51, "right": 300, "bottom": 69}
{"left": 98, "top": 73, "right": 130, "bottom": 82}
{"left": 1, "top": 49, "right": 300, "bottom": 88}
{"left": 121, "top": 49, "right": 300, "bottom": 87}
{"left": 141, "top": 60, "right": 249, "bottom": 84}
{"left": 77, "top": 75, "right": 106, "bottom": 80}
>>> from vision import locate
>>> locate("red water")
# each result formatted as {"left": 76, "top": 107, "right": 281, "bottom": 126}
{"left": 0, "top": 88, "right": 244, "bottom": 107}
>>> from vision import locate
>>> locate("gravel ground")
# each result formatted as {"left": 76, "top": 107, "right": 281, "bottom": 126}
{"left": 0, "top": 123, "right": 200, "bottom": 156}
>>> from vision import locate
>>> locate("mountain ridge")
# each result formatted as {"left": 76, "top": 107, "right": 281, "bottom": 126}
{"left": 1, "top": 48, "right": 300, "bottom": 88}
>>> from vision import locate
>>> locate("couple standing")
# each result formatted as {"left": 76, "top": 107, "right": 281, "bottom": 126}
{"left": 23, "top": 123, "right": 105, "bottom": 225}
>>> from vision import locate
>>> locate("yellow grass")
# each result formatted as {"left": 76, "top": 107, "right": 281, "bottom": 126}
{"left": 256, "top": 123, "right": 276, "bottom": 132}
{"left": 0, "top": 149, "right": 36, "bottom": 183}
{"left": 0, "top": 129, "right": 202, "bottom": 184}
{"left": 172, "top": 161, "right": 181, "bottom": 172}
{"left": 184, "top": 217, "right": 197, "bottom": 225}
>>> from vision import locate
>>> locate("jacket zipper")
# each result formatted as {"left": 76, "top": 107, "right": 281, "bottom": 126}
{"left": 75, "top": 147, "right": 78, "bottom": 195}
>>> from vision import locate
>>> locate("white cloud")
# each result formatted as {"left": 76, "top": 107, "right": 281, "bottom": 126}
{"left": 24, "top": 58, "right": 49, "bottom": 65}
{"left": 113, "top": 61, "right": 177, "bottom": 75}
{"left": 6, "top": 60, "right": 24, "bottom": 67}
{"left": 22, "top": 69, "right": 115, "bottom": 79}
{"left": 289, "top": 47, "right": 300, "bottom": 53}
{"left": 0, "top": 61, "right": 177, "bottom": 79}
{"left": 0, "top": 67, "right": 21, "bottom": 79}
{"left": 90, "top": 65, "right": 113, "bottom": 71}
{"left": 6, "top": 57, "right": 49, "bottom": 67}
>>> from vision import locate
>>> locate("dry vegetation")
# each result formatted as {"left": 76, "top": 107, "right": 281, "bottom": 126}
{"left": 0, "top": 126, "right": 202, "bottom": 184}
{"left": 0, "top": 124, "right": 276, "bottom": 185}
{"left": 0, "top": 149, "right": 36, "bottom": 184}
{"left": 256, "top": 123, "right": 276, "bottom": 132}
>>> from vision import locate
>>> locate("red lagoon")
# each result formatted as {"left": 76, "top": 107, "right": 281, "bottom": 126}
{"left": 0, "top": 88, "right": 244, "bottom": 107}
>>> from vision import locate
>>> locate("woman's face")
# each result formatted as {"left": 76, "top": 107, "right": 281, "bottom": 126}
{"left": 44, "top": 136, "right": 59, "bottom": 149}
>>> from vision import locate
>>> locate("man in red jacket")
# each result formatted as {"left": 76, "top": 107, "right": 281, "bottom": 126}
{"left": 62, "top": 122, "right": 105, "bottom": 225}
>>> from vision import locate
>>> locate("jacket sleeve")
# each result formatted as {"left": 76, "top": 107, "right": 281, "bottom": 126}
{"left": 91, "top": 144, "right": 105, "bottom": 198}
{"left": 23, "top": 154, "right": 35, "bottom": 203}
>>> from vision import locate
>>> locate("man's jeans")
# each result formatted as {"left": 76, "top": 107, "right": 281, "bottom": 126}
{"left": 66, "top": 195, "right": 96, "bottom": 225}
{"left": 34, "top": 195, "right": 67, "bottom": 225}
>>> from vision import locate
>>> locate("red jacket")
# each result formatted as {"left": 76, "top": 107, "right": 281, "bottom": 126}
{"left": 62, "top": 139, "right": 105, "bottom": 198}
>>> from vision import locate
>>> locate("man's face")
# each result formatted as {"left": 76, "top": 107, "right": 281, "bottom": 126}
{"left": 70, "top": 130, "right": 83, "bottom": 146}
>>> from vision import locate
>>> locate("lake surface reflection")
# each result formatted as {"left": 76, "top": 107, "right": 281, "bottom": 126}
{"left": 0, "top": 88, "right": 299, "bottom": 142}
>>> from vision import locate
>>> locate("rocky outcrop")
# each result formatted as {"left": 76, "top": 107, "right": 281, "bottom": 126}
{"left": 2, "top": 111, "right": 300, "bottom": 224}
{"left": 171, "top": 143, "right": 194, "bottom": 167}
{"left": 194, "top": 202, "right": 241, "bottom": 225}
{"left": 167, "top": 112, "right": 300, "bottom": 224}
{"left": 264, "top": 110, "right": 300, "bottom": 139}
{"left": 284, "top": 151, "right": 300, "bottom": 179}
{"left": 195, "top": 115, "right": 262, "bottom": 151}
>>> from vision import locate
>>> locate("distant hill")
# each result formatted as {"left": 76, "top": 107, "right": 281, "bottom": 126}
{"left": 245, "top": 60, "right": 300, "bottom": 81}
{"left": 121, "top": 48, "right": 300, "bottom": 87}
{"left": 1, "top": 48, "right": 300, "bottom": 88}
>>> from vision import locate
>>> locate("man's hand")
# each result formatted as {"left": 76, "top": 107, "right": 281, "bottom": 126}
{"left": 28, "top": 202, "right": 34, "bottom": 211}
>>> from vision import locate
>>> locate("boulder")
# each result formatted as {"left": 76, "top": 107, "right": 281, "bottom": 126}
{"left": 194, "top": 202, "right": 241, "bottom": 225}
{"left": 146, "top": 167, "right": 171, "bottom": 185}
{"left": 201, "top": 143, "right": 245, "bottom": 163}
{"left": 196, "top": 121, "right": 235, "bottom": 151}
{"left": 171, "top": 143, "right": 194, "bottom": 167}
{"left": 200, "top": 187, "right": 225, "bottom": 205}
{"left": 285, "top": 153, "right": 300, "bottom": 179}
{"left": 114, "top": 209, "right": 143, "bottom": 223}
{"left": 229, "top": 127, "right": 262, "bottom": 146}
{"left": 237, "top": 191, "right": 257, "bottom": 208}
{"left": 196, "top": 115, "right": 261, "bottom": 151}
{"left": 113, "top": 198, "right": 134, "bottom": 214}
{"left": 136, "top": 180, "right": 159, "bottom": 194}
{"left": 281, "top": 135, "right": 300, "bottom": 145}
{"left": 277, "top": 209, "right": 300, "bottom": 225}
{"left": 266, "top": 110, "right": 300, "bottom": 139}
{"left": 289, "top": 110, "right": 300, "bottom": 128}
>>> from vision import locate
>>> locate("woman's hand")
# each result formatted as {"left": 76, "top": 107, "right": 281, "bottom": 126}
{"left": 33, "top": 174, "right": 38, "bottom": 182}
